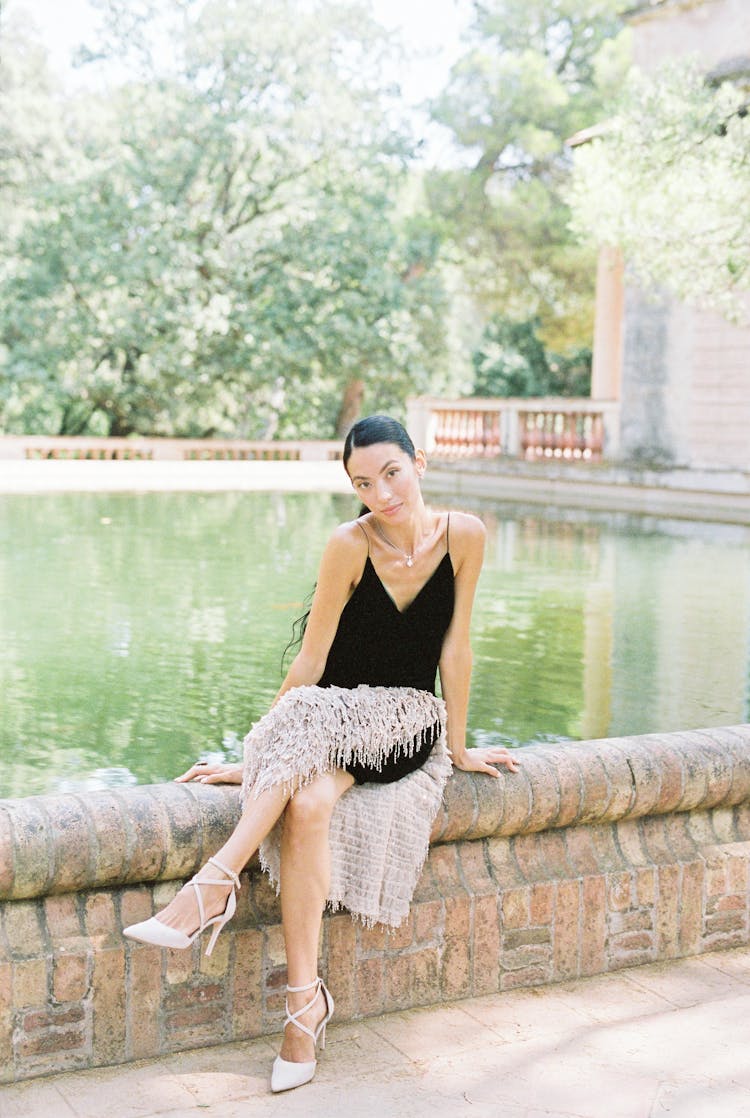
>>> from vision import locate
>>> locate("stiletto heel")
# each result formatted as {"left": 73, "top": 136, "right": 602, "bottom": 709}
{"left": 270, "top": 976, "right": 334, "bottom": 1093}
{"left": 123, "top": 856, "right": 241, "bottom": 955}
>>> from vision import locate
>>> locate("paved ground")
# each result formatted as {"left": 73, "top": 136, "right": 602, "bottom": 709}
{"left": 2, "top": 946, "right": 749, "bottom": 1118}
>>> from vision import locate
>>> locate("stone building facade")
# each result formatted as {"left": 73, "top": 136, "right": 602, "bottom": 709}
{"left": 591, "top": 0, "right": 750, "bottom": 470}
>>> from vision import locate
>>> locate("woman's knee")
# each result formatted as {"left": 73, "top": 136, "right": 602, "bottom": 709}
{"left": 285, "top": 780, "right": 337, "bottom": 832}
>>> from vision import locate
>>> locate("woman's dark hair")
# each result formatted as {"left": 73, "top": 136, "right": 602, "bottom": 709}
{"left": 343, "top": 414, "right": 416, "bottom": 473}
{"left": 282, "top": 415, "right": 416, "bottom": 672}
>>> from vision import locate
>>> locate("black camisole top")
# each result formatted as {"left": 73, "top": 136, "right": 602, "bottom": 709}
{"left": 317, "top": 517, "right": 455, "bottom": 783}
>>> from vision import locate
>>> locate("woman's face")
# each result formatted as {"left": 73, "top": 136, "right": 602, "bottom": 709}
{"left": 346, "top": 442, "right": 425, "bottom": 521}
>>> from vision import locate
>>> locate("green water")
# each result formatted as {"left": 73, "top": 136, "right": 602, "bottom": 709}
{"left": 2, "top": 492, "right": 749, "bottom": 799}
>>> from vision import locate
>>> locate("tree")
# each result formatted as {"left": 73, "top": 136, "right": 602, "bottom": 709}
{"left": 568, "top": 59, "right": 750, "bottom": 325}
{"left": 427, "top": 0, "right": 628, "bottom": 367}
{"left": 472, "top": 316, "right": 591, "bottom": 397}
{"left": 0, "top": 0, "right": 448, "bottom": 437}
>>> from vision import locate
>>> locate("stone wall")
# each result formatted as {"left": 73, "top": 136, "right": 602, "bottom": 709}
{"left": 2, "top": 726, "right": 750, "bottom": 1084}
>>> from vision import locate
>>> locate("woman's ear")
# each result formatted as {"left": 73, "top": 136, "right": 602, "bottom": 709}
{"left": 415, "top": 449, "right": 427, "bottom": 477}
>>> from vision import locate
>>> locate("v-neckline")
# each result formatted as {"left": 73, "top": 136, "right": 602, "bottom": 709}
{"left": 366, "top": 553, "right": 451, "bottom": 615}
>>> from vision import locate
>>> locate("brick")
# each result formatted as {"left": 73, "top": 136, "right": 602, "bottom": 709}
{"left": 82, "top": 791, "right": 130, "bottom": 885}
{"left": 587, "top": 824, "right": 625, "bottom": 873}
{"left": 485, "top": 836, "right": 524, "bottom": 889}
{"left": 0, "top": 962, "right": 13, "bottom": 1073}
{"left": 323, "top": 916, "right": 356, "bottom": 1021}
{"left": 577, "top": 753, "right": 613, "bottom": 825}
{"left": 23, "top": 1004, "right": 85, "bottom": 1031}
{"left": 247, "top": 867, "right": 281, "bottom": 922}
{"left": 165, "top": 943, "right": 194, "bottom": 985}
{"left": 429, "top": 844, "right": 465, "bottom": 896}
{"left": 501, "top": 888, "right": 529, "bottom": 930}
{"left": 597, "top": 748, "right": 636, "bottom": 820}
{"left": 607, "top": 873, "right": 633, "bottom": 913}
{"left": 530, "top": 882, "right": 554, "bottom": 925}
{"left": 471, "top": 771, "right": 506, "bottom": 838}
{"left": 123, "top": 789, "right": 168, "bottom": 881}
{"left": 359, "top": 923, "right": 388, "bottom": 953}
{"left": 200, "top": 932, "right": 231, "bottom": 978}
{"left": 120, "top": 888, "right": 153, "bottom": 929}
{"left": 164, "top": 982, "right": 223, "bottom": 1010}
{"left": 18, "top": 1026, "right": 86, "bottom": 1058}
{"left": 726, "top": 848, "right": 750, "bottom": 893}
{"left": 385, "top": 953, "right": 412, "bottom": 1009}
{"left": 496, "top": 768, "right": 533, "bottom": 835}
{"left": 445, "top": 895, "right": 471, "bottom": 940}
{"left": 627, "top": 746, "right": 667, "bottom": 817}
{"left": 43, "top": 894, "right": 82, "bottom": 945}
{"left": 523, "top": 754, "right": 562, "bottom": 833}
{"left": 655, "top": 864, "right": 680, "bottom": 959}
{"left": 553, "top": 880, "right": 580, "bottom": 980}
{"left": 127, "top": 943, "right": 162, "bottom": 1058}
{"left": 161, "top": 788, "right": 205, "bottom": 880}
{"left": 563, "top": 827, "right": 600, "bottom": 876}
{"left": 704, "top": 859, "right": 727, "bottom": 898}
{"left": 501, "top": 944, "right": 550, "bottom": 972}
{"left": 458, "top": 841, "right": 494, "bottom": 893}
{"left": 356, "top": 957, "right": 385, "bottom": 1016}
{"left": 546, "top": 746, "right": 584, "bottom": 828}
{"left": 12, "top": 958, "right": 49, "bottom": 1008}
{"left": 264, "top": 923, "right": 286, "bottom": 969}
{"left": 84, "top": 893, "right": 116, "bottom": 939}
{"left": 441, "top": 935, "right": 471, "bottom": 999}
{"left": 472, "top": 895, "right": 500, "bottom": 996}
{"left": 640, "top": 817, "right": 673, "bottom": 864}
{"left": 92, "top": 948, "right": 126, "bottom": 1063}
{"left": 704, "top": 911, "right": 745, "bottom": 935}
{"left": 233, "top": 925, "right": 266, "bottom": 1037}
{"left": 4, "top": 800, "right": 52, "bottom": 898}
{"left": 3, "top": 901, "right": 45, "bottom": 959}
{"left": 512, "top": 834, "right": 547, "bottom": 882}
{"left": 535, "top": 832, "right": 573, "bottom": 879}
{"left": 609, "top": 909, "right": 653, "bottom": 934}
{"left": 414, "top": 900, "right": 443, "bottom": 944}
{"left": 615, "top": 820, "right": 649, "bottom": 866}
{"left": 706, "top": 894, "right": 746, "bottom": 914}
{"left": 501, "top": 963, "right": 550, "bottom": 990}
{"left": 711, "top": 808, "right": 737, "bottom": 843}
{"left": 636, "top": 867, "right": 656, "bottom": 906}
{"left": 581, "top": 876, "right": 606, "bottom": 977}
{"left": 53, "top": 953, "right": 89, "bottom": 1003}
{"left": 504, "top": 928, "right": 551, "bottom": 950}
{"left": 388, "top": 913, "right": 414, "bottom": 951}
{"left": 679, "top": 861, "right": 704, "bottom": 956}
{"left": 611, "top": 931, "right": 653, "bottom": 953}
{"left": 651, "top": 745, "right": 685, "bottom": 814}
{"left": 438, "top": 774, "right": 478, "bottom": 841}
{"left": 48, "top": 796, "right": 95, "bottom": 893}
{"left": 167, "top": 1003, "right": 225, "bottom": 1030}
{"left": 410, "top": 947, "right": 441, "bottom": 1005}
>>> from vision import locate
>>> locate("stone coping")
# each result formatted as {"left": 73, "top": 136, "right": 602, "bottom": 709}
{"left": 2, "top": 726, "right": 749, "bottom": 902}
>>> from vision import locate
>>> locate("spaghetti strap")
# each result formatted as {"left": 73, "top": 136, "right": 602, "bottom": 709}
{"left": 446, "top": 511, "right": 451, "bottom": 556}
{"left": 355, "top": 518, "right": 370, "bottom": 554}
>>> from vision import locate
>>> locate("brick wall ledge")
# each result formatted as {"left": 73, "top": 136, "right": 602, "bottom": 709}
{"left": 424, "top": 459, "right": 750, "bottom": 525}
{"left": 1, "top": 725, "right": 749, "bottom": 1083}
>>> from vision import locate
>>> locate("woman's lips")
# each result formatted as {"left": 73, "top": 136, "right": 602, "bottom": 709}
{"left": 381, "top": 503, "right": 402, "bottom": 516}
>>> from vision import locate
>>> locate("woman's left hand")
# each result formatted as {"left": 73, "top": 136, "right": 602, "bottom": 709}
{"left": 451, "top": 746, "right": 520, "bottom": 777}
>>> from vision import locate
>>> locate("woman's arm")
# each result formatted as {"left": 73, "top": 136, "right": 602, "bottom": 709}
{"left": 176, "top": 520, "right": 367, "bottom": 784}
{"left": 439, "top": 512, "right": 519, "bottom": 778}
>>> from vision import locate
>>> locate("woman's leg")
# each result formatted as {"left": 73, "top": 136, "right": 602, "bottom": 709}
{"left": 278, "top": 768, "right": 354, "bottom": 1063}
{"left": 151, "top": 781, "right": 292, "bottom": 934}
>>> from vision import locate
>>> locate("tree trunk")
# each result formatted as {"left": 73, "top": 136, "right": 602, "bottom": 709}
{"left": 335, "top": 377, "right": 365, "bottom": 438}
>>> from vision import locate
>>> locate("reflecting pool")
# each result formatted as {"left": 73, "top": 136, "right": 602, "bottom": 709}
{"left": 1, "top": 491, "right": 749, "bottom": 798}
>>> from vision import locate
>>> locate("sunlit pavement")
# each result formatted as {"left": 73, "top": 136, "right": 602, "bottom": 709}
{"left": 2, "top": 945, "right": 749, "bottom": 1117}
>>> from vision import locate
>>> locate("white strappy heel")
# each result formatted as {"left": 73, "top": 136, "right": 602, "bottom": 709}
{"left": 270, "top": 976, "right": 334, "bottom": 1093}
{"left": 123, "top": 855, "right": 241, "bottom": 956}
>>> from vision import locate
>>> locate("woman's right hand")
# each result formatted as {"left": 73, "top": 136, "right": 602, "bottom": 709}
{"left": 174, "top": 761, "right": 243, "bottom": 785}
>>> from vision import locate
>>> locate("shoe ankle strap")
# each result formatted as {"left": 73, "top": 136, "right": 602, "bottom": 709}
{"left": 206, "top": 856, "right": 241, "bottom": 891}
{"left": 286, "top": 977, "right": 320, "bottom": 993}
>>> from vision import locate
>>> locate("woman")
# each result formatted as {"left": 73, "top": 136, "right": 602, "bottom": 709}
{"left": 124, "top": 414, "right": 519, "bottom": 1092}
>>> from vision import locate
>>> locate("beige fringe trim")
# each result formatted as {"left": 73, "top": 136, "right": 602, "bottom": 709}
{"left": 241, "top": 684, "right": 452, "bottom": 928}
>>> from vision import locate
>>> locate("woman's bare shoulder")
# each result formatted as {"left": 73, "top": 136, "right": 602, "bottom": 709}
{"left": 448, "top": 510, "right": 486, "bottom": 545}
{"left": 322, "top": 518, "right": 370, "bottom": 562}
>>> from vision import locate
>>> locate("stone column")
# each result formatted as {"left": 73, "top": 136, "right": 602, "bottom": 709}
{"left": 591, "top": 245, "right": 624, "bottom": 402}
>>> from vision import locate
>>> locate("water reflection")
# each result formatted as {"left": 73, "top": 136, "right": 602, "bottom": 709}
{"left": 1, "top": 493, "right": 749, "bottom": 799}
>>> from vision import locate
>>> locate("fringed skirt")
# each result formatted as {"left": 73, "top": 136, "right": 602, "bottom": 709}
{"left": 241, "top": 684, "right": 452, "bottom": 928}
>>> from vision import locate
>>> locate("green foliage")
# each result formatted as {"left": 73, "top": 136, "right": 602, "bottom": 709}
{"left": 0, "top": 0, "right": 448, "bottom": 437}
{"left": 472, "top": 316, "right": 591, "bottom": 397}
{"left": 568, "top": 58, "right": 750, "bottom": 323}
{"left": 428, "top": 0, "right": 628, "bottom": 352}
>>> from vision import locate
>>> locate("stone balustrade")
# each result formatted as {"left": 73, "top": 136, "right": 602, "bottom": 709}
{"left": 2, "top": 726, "right": 749, "bottom": 1083}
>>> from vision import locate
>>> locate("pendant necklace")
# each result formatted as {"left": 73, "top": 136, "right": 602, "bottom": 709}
{"left": 372, "top": 517, "right": 418, "bottom": 567}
